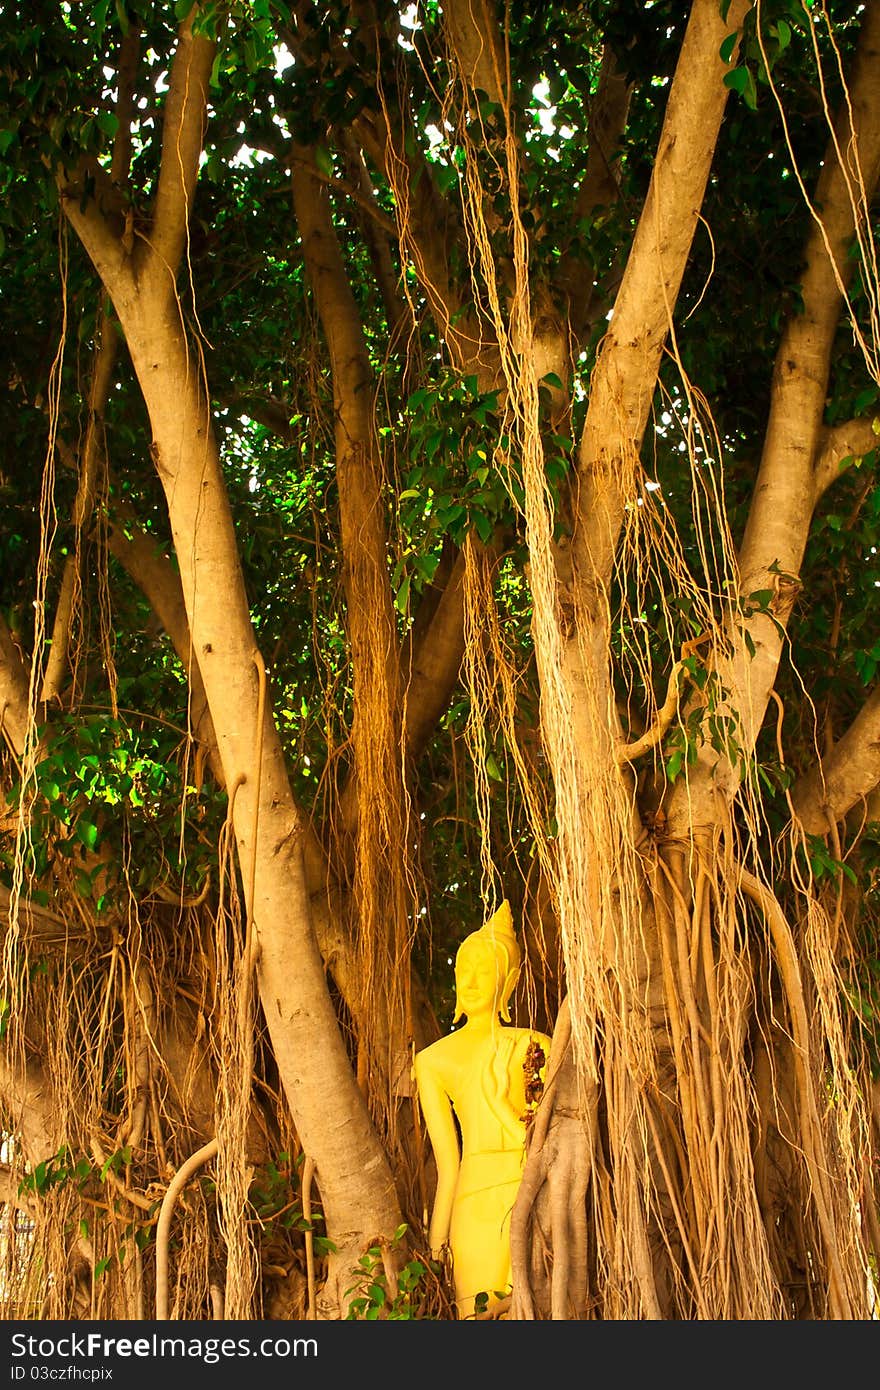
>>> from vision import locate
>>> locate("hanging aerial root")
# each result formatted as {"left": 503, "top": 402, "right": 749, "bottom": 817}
{"left": 155, "top": 1137, "right": 219, "bottom": 1321}
{"left": 302, "top": 1155, "right": 317, "bottom": 1321}
{"left": 738, "top": 867, "right": 854, "bottom": 1318}
{"left": 211, "top": 658, "right": 263, "bottom": 1322}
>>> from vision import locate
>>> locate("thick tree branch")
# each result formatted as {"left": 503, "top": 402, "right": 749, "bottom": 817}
{"left": 291, "top": 142, "right": 413, "bottom": 936}
{"left": 340, "top": 135, "right": 415, "bottom": 354}
{"left": 734, "top": 0, "right": 880, "bottom": 671}
{"left": 403, "top": 548, "right": 470, "bottom": 765}
{"left": 42, "top": 317, "right": 119, "bottom": 705}
{"left": 0, "top": 614, "right": 30, "bottom": 758}
{"left": 789, "top": 683, "right": 880, "bottom": 835}
{"left": 571, "top": 0, "right": 751, "bottom": 602}
{"left": 107, "top": 23, "right": 142, "bottom": 185}
{"left": 668, "top": 0, "right": 880, "bottom": 832}
{"left": 104, "top": 494, "right": 220, "bottom": 782}
{"left": 0, "top": 886, "right": 74, "bottom": 944}
{"left": 211, "top": 384, "right": 470, "bottom": 769}
{"left": 286, "top": 4, "right": 501, "bottom": 383}
{"left": 813, "top": 414, "right": 880, "bottom": 502}
{"left": 51, "top": 32, "right": 139, "bottom": 361}
{"left": 441, "top": 0, "right": 506, "bottom": 105}
{"left": 57, "top": 157, "right": 131, "bottom": 293}
{"left": 214, "top": 392, "right": 300, "bottom": 444}
{"left": 290, "top": 144, "right": 402, "bottom": 702}
{"left": 45, "top": 27, "right": 142, "bottom": 704}
{"left": 575, "top": 44, "right": 633, "bottom": 222}
{"left": 142, "top": 9, "right": 217, "bottom": 288}
{"left": 280, "top": 147, "right": 399, "bottom": 239}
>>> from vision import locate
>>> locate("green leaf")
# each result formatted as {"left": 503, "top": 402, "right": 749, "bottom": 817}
{"left": 748, "top": 589, "right": 774, "bottom": 611}
{"left": 666, "top": 749, "right": 684, "bottom": 782}
{"left": 473, "top": 511, "right": 494, "bottom": 544}
{"left": 91, "top": 0, "right": 111, "bottom": 36}
{"left": 76, "top": 820, "right": 99, "bottom": 851}
{"left": 724, "top": 66, "right": 758, "bottom": 109}
{"left": 75, "top": 870, "right": 93, "bottom": 899}
{"left": 414, "top": 553, "right": 440, "bottom": 584}
{"left": 719, "top": 32, "right": 739, "bottom": 64}
{"left": 424, "top": 429, "right": 444, "bottom": 462}
{"left": 394, "top": 574, "right": 411, "bottom": 614}
{"left": 314, "top": 146, "right": 333, "bottom": 179}
{"left": 95, "top": 111, "right": 119, "bottom": 139}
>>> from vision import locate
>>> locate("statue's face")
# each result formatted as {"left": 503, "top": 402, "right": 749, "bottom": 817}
{"left": 454, "top": 937, "right": 507, "bottom": 1018}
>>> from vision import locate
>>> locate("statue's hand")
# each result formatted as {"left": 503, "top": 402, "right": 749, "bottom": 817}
{"left": 484, "top": 1034, "right": 525, "bottom": 1143}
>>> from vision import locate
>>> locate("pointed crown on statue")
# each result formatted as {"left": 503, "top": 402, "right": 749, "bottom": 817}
{"left": 481, "top": 899, "right": 521, "bottom": 968}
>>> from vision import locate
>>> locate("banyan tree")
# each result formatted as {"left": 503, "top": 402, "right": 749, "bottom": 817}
{"left": 0, "top": 0, "right": 878, "bottom": 1320}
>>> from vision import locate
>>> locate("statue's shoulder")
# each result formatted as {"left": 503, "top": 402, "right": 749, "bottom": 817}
{"left": 414, "top": 1030, "right": 460, "bottom": 1077}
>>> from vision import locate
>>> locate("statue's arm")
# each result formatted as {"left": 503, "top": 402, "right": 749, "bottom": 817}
{"left": 414, "top": 1050, "right": 460, "bottom": 1257}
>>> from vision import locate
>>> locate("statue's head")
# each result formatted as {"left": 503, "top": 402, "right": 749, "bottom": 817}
{"left": 452, "top": 899, "right": 522, "bottom": 1024}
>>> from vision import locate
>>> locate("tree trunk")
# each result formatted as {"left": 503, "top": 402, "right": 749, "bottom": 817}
{"left": 57, "top": 11, "right": 404, "bottom": 1313}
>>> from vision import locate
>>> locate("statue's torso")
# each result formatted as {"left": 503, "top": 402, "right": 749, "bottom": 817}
{"left": 420, "top": 1023, "right": 549, "bottom": 1158}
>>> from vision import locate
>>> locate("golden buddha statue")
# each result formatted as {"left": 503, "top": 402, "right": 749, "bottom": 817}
{"left": 414, "top": 900, "right": 552, "bottom": 1318}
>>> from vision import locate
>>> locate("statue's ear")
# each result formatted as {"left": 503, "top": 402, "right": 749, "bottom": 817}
{"left": 498, "top": 966, "right": 519, "bottom": 1023}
